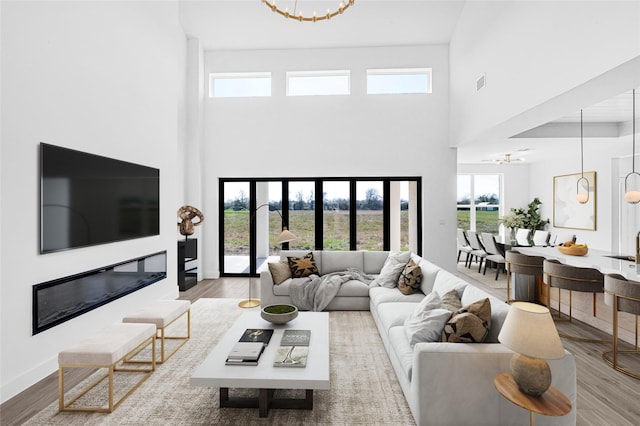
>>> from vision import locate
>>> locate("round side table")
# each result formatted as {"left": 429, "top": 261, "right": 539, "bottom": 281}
{"left": 494, "top": 372, "right": 571, "bottom": 426}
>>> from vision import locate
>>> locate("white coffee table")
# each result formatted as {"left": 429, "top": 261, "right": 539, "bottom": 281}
{"left": 191, "top": 311, "right": 330, "bottom": 417}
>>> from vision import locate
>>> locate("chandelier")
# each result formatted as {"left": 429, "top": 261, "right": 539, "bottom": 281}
{"left": 262, "top": 0, "right": 355, "bottom": 22}
{"left": 493, "top": 154, "right": 524, "bottom": 165}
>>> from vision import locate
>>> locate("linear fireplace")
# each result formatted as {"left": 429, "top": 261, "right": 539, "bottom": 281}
{"left": 32, "top": 251, "right": 167, "bottom": 335}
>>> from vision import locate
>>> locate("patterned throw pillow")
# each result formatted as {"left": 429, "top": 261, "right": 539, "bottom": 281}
{"left": 268, "top": 261, "right": 292, "bottom": 285}
{"left": 441, "top": 298, "right": 492, "bottom": 343}
{"left": 287, "top": 252, "right": 319, "bottom": 278}
{"left": 397, "top": 259, "right": 422, "bottom": 295}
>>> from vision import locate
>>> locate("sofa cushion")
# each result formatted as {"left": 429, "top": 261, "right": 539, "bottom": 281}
{"left": 272, "top": 278, "right": 310, "bottom": 296}
{"left": 376, "top": 302, "right": 418, "bottom": 335}
{"left": 371, "top": 251, "right": 411, "bottom": 288}
{"left": 322, "top": 251, "right": 364, "bottom": 274}
{"left": 397, "top": 259, "right": 422, "bottom": 295}
{"left": 412, "top": 254, "right": 441, "bottom": 295}
{"left": 364, "top": 251, "right": 390, "bottom": 274}
{"left": 433, "top": 269, "right": 469, "bottom": 296}
{"left": 404, "top": 291, "right": 452, "bottom": 346}
{"left": 335, "top": 280, "right": 370, "bottom": 297}
{"left": 461, "top": 285, "right": 510, "bottom": 343}
{"left": 288, "top": 252, "right": 319, "bottom": 278}
{"left": 268, "top": 261, "right": 291, "bottom": 285}
{"left": 369, "top": 286, "right": 424, "bottom": 309}
{"left": 442, "top": 298, "right": 491, "bottom": 343}
{"left": 388, "top": 325, "right": 414, "bottom": 382}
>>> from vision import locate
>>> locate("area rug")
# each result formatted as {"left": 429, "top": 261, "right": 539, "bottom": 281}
{"left": 456, "top": 261, "right": 507, "bottom": 290}
{"left": 24, "top": 298, "right": 415, "bottom": 425}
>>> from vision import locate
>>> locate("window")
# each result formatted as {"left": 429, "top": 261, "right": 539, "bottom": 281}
{"left": 367, "top": 68, "right": 432, "bottom": 94}
{"left": 220, "top": 177, "right": 422, "bottom": 276}
{"left": 286, "top": 70, "right": 350, "bottom": 96}
{"left": 209, "top": 72, "right": 271, "bottom": 98}
{"left": 457, "top": 174, "right": 502, "bottom": 234}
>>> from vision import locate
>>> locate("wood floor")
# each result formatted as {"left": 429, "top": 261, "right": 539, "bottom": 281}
{"left": 1, "top": 276, "right": 638, "bottom": 425}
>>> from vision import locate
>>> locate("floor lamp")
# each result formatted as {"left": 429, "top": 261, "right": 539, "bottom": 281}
{"left": 238, "top": 204, "right": 297, "bottom": 308}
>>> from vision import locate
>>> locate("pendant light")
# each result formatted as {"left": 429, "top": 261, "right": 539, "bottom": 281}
{"left": 576, "top": 109, "right": 590, "bottom": 204}
{"left": 624, "top": 89, "right": 640, "bottom": 204}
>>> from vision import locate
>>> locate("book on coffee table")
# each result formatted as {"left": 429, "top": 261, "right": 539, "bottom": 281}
{"left": 273, "top": 329, "right": 310, "bottom": 368}
{"left": 225, "top": 341, "right": 265, "bottom": 366}
{"left": 239, "top": 328, "right": 274, "bottom": 345}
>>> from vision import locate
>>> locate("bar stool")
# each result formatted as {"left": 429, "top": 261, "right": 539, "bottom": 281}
{"left": 543, "top": 259, "right": 609, "bottom": 343}
{"left": 602, "top": 274, "right": 640, "bottom": 380}
{"left": 505, "top": 250, "right": 544, "bottom": 304}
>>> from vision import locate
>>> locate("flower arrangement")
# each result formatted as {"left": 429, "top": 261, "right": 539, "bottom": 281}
{"left": 500, "top": 210, "right": 525, "bottom": 229}
{"left": 501, "top": 198, "right": 549, "bottom": 232}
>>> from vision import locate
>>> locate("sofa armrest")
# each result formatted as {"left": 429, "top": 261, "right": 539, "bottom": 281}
{"left": 410, "top": 343, "right": 576, "bottom": 426}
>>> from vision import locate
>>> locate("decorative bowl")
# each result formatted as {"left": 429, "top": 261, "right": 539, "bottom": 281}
{"left": 557, "top": 245, "right": 588, "bottom": 256}
{"left": 261, "top": 304, "right": 299, "bottom": 324}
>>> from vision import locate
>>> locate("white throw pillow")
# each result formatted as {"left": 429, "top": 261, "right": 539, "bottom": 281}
{"left": 371, "top": 251, "right": 411, "bottom": 288}
{"left": 404, "top": 291, "right": 452, "bottom": 347}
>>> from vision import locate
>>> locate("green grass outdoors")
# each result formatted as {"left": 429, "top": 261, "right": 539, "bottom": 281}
{"left": 224, "top": 210, "right": 408, "bottom": 255}
{"left": 457, "top": 209, "right": 500, "bottom": 234}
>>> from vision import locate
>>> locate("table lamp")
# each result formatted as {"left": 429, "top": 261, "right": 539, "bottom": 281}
{"left": 498, "top": 302, "right": 565, "bottom": 396}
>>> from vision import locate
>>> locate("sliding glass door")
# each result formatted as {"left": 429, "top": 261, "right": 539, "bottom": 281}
{"left": 220, "top": 177, "right": 422, "bottom": 276}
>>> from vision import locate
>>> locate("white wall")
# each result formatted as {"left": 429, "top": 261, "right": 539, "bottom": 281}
{"left": 200, "top": 45, "right": 456, "bottom": 278}
{"left": 0, "top": 1, "right": 182, "bottom": 402}
{"left": 450, "top": 0, "right": 640, "bottom": 146}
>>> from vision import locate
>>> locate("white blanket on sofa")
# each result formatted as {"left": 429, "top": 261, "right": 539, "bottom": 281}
{"left": 289, "top": 268, "right": 375, "bottom": 311}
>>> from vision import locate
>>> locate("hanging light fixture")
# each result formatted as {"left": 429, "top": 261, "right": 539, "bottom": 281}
{"left": 262, "top": 0, "right": 355, "bottom": 22}
{"left": 624, "top": 89, "right": 640, "bottom": 204}
{"left": 576, "top": 110, "right": 590, "bottom": 204}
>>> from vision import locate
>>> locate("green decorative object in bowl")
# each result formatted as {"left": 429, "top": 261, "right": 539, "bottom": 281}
{"left": 261, "top": 304, "right": 299, "bottom": 324}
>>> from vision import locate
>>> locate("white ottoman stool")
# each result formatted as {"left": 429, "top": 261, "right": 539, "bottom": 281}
{"left": 58, "top": 322, "right": 156, "bottom": 413}
{"left": 123, "top": 299, "right": 191, "bottom": 363}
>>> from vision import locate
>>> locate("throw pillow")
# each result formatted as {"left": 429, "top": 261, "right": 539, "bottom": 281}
{"left": 287, "top": 252, "right": 319, "bottom": 278}
{"left": 397, "top": 259, "right": 422, "bottom": 295}
{"left": 371, "top": 251, "right": 412, "bottom": 288}
{"left": 440, "top": 289, "right": 462, "bottom": 312}
{"left": 404, "top": 291, "right": 452, "bottom": 346}
{"left": 441, "top": 298, "right": 492, "bottom": 343}
{"left": 268, "top": 261, "right": 291, "bottom": 285}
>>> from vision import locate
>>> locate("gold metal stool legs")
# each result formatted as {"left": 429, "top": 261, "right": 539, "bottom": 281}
{"left": 602, "top": 296, "right": 640, "bottom": 380}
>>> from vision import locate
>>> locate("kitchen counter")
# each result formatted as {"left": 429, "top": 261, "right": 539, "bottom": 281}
{"left": 515, "top": 246, "right": 640, "bottom": 281}
{"left": 512, "top": 245, "right": 637, "bottom": 345}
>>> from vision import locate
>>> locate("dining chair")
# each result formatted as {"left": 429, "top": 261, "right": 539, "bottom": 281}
{"left": 466, "top": 230, "right": 487, "bottom": 273}
{"left": 456, "top": 228, "right": 473, "bottom": 267}
{"left": 515, "top": 228, "right": 531, "bottom": 246}
{"left": 602, "top": 274, "right": 640, "bottom": 379}
{"left": 480, "top": 232, "right": 506, "bottom": 280}
{"left": 532, "top": 230, "right": 550, "bottom": 246}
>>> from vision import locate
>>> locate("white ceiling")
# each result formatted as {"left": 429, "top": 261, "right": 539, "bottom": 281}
{"left": 179, "top": 0, "right": 466, "bottom": 50}
{"left": 178, "top": 1, "right": 638, "bottom": 165}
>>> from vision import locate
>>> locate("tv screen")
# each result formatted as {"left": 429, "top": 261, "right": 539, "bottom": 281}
{"left": 40, "top": 143, "right": 160, "bottom": 253}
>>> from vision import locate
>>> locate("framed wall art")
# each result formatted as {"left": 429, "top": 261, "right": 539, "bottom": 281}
{"left": 553, "top": 171, "right": 596, "bottom": 230}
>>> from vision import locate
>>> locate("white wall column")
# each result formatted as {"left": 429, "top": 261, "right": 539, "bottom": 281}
{"left": 389, "top": 181, "right": 401, "bottom": 251}
{"left": 186, "top": 38, "right": 206, "bottom": 280}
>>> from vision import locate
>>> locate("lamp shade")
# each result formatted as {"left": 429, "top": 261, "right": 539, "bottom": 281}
{"left": 276, "top": 227, "right": 297, "bottom": 244}
{"left": 498, "top": 302, "right": 565, "bottom": 360}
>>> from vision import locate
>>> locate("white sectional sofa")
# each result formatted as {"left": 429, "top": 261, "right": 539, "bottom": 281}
{"left": 260, "top": 250, "right": 577, "bottom": 426}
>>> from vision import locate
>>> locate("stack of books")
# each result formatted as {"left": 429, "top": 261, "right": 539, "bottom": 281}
{"left": 225, "top": 329, "right": 273, "bottom": 366}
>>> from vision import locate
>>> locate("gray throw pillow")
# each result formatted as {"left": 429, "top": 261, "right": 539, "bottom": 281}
{"left": 404, "top": 291, "right": 452, "bottom": 346}
{"left": 371, "top": 251, "right": 412, "bottom": 288}
{"left": 268, "top": 261, "right": 291, "bottom": 285}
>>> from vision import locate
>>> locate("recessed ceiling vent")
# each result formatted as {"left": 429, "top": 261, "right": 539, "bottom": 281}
{"left": 476, "top": 74, "right": 486, "bottom": 92}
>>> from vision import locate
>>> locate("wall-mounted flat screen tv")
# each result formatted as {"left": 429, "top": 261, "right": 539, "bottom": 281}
{"left": 40, "top": 143, "right": 160, "bottom": 253}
